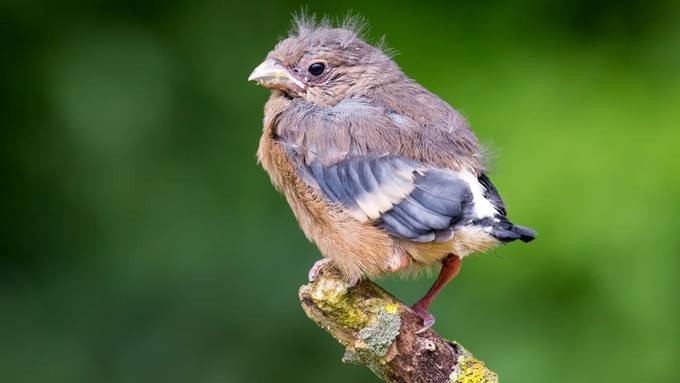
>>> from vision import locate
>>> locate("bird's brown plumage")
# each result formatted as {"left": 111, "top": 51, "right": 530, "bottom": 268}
{"left": 251, "top": 17, "right": 536, "bottom": 330}
{"left": 252, "top": 18, "right": 514, "bottom": 283}
{"left": 256, "top": 21, "right": 533, "bottom": 298}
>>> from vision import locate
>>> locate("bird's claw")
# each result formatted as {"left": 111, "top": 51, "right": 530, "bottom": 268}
{"left": 308, "top": 258, "right": 332, "bottom": 282}
{"left": 413, "top": 306, "right": 436, "bottom": 334}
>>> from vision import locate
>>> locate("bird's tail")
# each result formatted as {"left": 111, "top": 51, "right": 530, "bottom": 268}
{"left": 494, "top": 217, "right": 536, "bottom": 243}
{"left": 476, "top": 216, "right": 537, "bottom": 243}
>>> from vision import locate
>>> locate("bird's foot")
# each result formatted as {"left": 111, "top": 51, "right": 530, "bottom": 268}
{"left": 308, "top": 258, "right": 333, "bottom": 282}
{"left": 412, "top": 304, "right": 436, "bottom": 334}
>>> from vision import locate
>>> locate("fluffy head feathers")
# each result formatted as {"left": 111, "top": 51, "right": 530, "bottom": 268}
{"left": 255, "top": 13, "right": 400, "bottom": 106}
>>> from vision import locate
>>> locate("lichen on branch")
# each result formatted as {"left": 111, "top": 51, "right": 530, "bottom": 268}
{"left": 299, "top": 263, "right": 499, "bottom": 383}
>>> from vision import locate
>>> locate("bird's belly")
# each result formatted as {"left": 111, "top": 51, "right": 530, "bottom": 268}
{"left": 286, "top": 185, "right": 400, "bottom": 282}
{"left": 260, "top": 141, "right": 398, "bottom": 282}
{"left": 400, "top": 226, "right": 501, "bottom": 265}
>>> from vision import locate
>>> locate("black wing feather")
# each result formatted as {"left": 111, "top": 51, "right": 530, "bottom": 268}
{"left": 478, "top": 173, "right": 507, "bottom": 216}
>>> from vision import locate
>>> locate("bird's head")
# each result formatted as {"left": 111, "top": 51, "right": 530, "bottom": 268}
{"left": 248, "top": 16, "right": 400, "bottom": 106}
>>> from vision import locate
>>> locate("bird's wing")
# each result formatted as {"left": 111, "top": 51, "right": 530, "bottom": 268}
{"left": 477, "top": 173, "right": 507, "bottom": 216}
{"left": 293, "top": 153, "right": 479, "bottom": 243}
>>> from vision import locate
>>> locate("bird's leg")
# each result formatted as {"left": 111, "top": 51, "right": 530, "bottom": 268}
{"left": 412, "top": 254, "right": 462, "bottom": 333}
{"left": 308, "top": 258, "right": 333, "bottom": 282}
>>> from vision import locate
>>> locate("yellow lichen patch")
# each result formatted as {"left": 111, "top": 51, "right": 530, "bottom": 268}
{"left": 450, "top": 355, "right": 498, "bottom": 383}
{"left": 309, "top": 278, "right": 371, "bottom": 329}
{"left": 384, "top": 303, "right": 399, "bottom": 314}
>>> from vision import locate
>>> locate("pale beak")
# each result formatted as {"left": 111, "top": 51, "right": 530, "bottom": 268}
{"left": 248, "top": 59, "right": 306, "bottom": 92}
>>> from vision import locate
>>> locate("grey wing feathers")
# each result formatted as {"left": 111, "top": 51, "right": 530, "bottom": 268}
{"left": 301, "top": 155, "right": 474, "bottom": 243}
{"left": 381, "top": 169, "right": 472, "bottom": 242}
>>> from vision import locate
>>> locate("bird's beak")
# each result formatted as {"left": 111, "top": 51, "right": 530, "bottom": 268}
{"left": 248, "top": 59, "right": 306, "bottom": 92}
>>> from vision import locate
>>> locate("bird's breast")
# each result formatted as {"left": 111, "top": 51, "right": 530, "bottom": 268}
{"left": 257, "top": 130, "right": 404, "bottom": 281}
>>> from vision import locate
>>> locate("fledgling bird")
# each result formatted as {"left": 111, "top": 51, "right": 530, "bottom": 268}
{"left": 249, "top": 16, "right": 535, "bottom": 331}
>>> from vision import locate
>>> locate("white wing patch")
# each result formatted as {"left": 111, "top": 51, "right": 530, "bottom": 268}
{"left": 457, "top": 170, "right": 500, "bottom": 219}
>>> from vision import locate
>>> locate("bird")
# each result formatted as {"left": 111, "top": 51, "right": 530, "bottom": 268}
{"left": 248, "top": 15, "right": 535, "bottom": 331}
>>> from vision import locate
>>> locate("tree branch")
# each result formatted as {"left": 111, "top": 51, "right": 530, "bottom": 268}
{"left": 299, "top": 263, "right": 499, "bottom": 383}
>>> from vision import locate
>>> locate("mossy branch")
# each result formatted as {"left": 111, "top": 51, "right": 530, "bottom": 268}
{"left": 299, "top": 263, "right": 499, "bottom": 383}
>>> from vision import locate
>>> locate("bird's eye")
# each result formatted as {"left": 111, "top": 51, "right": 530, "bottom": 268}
{"left": 308, "top": 62, "right": 325, "bottom": 76}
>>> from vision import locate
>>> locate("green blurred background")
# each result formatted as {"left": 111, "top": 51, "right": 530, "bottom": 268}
{"left": 2, "top": 0, "right": 679, "bottom": 382}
